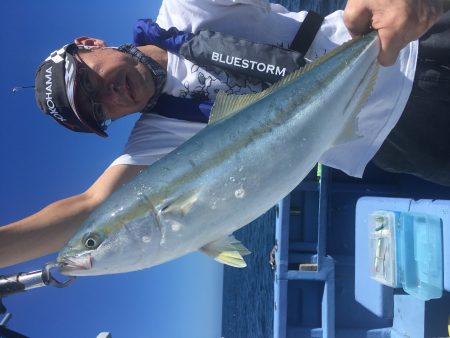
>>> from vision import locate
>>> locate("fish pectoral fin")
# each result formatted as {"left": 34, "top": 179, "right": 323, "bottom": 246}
{"left": 160, "top": 188, "right": 201, "bottom": 218}
{"left": 200, "top": 235, "right": 251, "bottom": 268}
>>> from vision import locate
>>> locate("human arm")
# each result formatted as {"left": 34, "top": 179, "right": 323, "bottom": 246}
{"left": 0, "top": 164, "right": 147, "bottom": 268}
{"left": 344, "top": 0, "right": 449, "bottom": 66}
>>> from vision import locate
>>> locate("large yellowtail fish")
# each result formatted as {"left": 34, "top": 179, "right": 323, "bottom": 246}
{"left": 58, "top": 32, "right": 379, "bottom": 275}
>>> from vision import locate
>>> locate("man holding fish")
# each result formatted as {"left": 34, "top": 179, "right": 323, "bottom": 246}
{"left": 0, "top": 0, "right": 448, "bottom": 270}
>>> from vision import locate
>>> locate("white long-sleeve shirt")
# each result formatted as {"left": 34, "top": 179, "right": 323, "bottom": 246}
{"left": 111, "top": 0, "right": 418, "bottom": 178}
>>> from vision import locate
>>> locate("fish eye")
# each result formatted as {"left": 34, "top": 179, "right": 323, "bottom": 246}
{"left": 85, "top": 238, "right": 97, "bottom": 248}
{"left": 82, "top": 232, "right": 102, "bottom": 249}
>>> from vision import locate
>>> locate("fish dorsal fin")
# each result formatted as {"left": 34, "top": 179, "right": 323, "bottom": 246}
{"left": 208, "top": 32, "right": 377, "bottom": 125}
{"left": 200, "top": 235, "right": 251, "bottom": 268}
{"left": 332, "top": 61, "right": 379, "bottom": 145}
{"left": 208, "top": 91, "right": 265, "bottom": 124}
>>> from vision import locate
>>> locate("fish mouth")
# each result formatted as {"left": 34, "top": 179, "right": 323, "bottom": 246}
{"left": 57, "top": 254, "right": 93, "bottom": 275}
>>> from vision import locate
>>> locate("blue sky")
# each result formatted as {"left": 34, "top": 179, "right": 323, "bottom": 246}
{"left": 0, "top": 1, "right": 223, "bottom": 337}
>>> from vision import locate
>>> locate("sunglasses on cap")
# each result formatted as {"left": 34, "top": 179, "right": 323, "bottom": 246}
{"left": 73, "top": 50, "right": 111, "bottom": 132}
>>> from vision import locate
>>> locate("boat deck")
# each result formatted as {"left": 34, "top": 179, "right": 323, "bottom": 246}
{"left": 273, "top": 164, "right": 450, "bottom": 338}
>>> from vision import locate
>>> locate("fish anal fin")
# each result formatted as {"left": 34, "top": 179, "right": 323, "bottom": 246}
{"left": 200, "top": 235, "right": 251, "bottom": 268}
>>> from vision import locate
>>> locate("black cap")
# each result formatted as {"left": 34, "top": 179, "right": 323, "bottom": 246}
{"left": 35, "top": 43, "right": 107, "bottom": 137}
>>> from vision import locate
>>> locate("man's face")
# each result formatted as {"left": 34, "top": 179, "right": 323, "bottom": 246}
{"left": 77, "top": 48, "right": 155, "bottom": 121}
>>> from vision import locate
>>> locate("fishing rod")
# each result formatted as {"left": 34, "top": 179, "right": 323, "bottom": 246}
{"left": 11, "top": 86, "right": 34, "bottom": 94}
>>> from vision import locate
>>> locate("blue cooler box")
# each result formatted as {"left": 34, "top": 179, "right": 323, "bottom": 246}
{"left": 368, "top": 210, "right": 443, "bottom": 300}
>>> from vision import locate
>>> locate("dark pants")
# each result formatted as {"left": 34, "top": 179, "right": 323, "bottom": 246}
{"left": 372, "top": 12, "right": 450, "bottom": 186}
